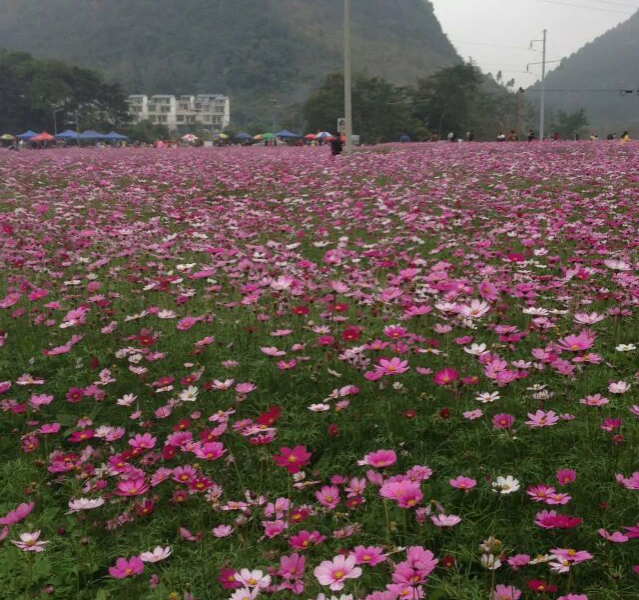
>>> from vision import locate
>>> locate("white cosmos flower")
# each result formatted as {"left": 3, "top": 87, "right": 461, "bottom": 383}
{"left": 615, "top": 344, "right": 636, "bottom": 352}
{"left": 308, "top": 404, "right": 331, "bottom": 412}
{"left": 464, "top": 343, "right": 487, "bottom": 356}
{"left": 604, "top": 259, "right": 631, "bottom": 271}
{"left": 140, "top": 546, "right": 172, "bottom": 563}
{"left": 234, "top": 569, "right": 271, "bottom": 589}
{"left": 480, "top": 554, "right": 502, "bottom": 570}
{"left": 475, "top": 391, "right": 500, "bottom": 404}
{"left": 179, "top": 386, "right": 199, "bottom": 402}
{"left": 492, "top": 476, "right": 520, "bottom": 494}
{"left": 67, "top": 497, "right": 105, "bottom": 513}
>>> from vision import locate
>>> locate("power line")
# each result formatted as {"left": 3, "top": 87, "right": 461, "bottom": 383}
{"left": 576, "top": 0, "right": 639, "bottom": 9}
{"left": 528, "top": 0, "right": 635, "bottom": 14}
{"left": 451, "top": 40, "right": 532, "bottom": 51}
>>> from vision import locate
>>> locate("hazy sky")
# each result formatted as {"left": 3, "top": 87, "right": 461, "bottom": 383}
{"left": 430, "top": 0, "right": 638, "bottom": 86}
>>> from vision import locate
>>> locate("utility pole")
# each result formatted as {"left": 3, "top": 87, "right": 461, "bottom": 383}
{"left": 540, "top": 29, "right": 547, "bottom": 141}
{"left": 530, "top": 30, "right": 548, "bottom": 140}
{"left": 75, "top": 110, "right": 80, "bottom": 146}
{"left": 344, "top": 0, "right": 353, "bottom": 155}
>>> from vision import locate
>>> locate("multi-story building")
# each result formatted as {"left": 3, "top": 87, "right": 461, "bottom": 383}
{"left": 127, "top": 94, "right": 231, "bottom": 134}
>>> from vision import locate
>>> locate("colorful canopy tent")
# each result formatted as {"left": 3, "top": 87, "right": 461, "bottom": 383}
{"left": 276, "top": 130, "right": 301, "bottom": 139}
{"left": 262, "top": 133, "right": 276, "bottom": 140}
{"left": 304, "top": 133, "right": 317, "bottom": 140}
{"left": 79, "top": 130, "right": 106, "bottom": 140}
{"left": 16, "top": 130, "right": 38, "bottom": 140}
{"left": 103, "top": 131, "right": 129, "bottom": 141}
{"left": 316, "top": 131, "right": 332, "bottom": 139}
{"left": 31, "top": 132, "right": 55, "bottom": 142}
{"left": 1, "top": 134, "right": 14, "bottom": 140}
{"left": 212, "top": 132, "right": 229, "bottom": 139}
{"left": 235, "top": 133, "right": 252, "bottom": 140}
{"left": 253, "top": 134, "right": 264, "bottom": 141}
{"left": 181, "top": 133, "right": 198, "bottom": 142}
{"left": 55, "top": 129, "right": 79, "bottom": 139}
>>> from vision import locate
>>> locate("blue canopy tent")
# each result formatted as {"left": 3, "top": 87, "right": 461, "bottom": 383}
{"left": 235, "top": 133, "right": 252, "bottom": 140}
{"left": 276, "top": 129, "right": 301, "bottom": 139}
{"left": 79, "top": 130, "right": 106, "bottom": 140}
{"left": 55, "top": 129, "right": 78, "bottom": 140}
{"left": 103, "top": 131, "right": 129, "bottom": 141}
{"left": 16, "top": 130, "right": 38, "bottom": 140}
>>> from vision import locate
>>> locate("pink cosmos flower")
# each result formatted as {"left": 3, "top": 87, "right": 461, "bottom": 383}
{"left": 507, "top": 554, "right": 530, "bottom": 569}
{"left": 109, "top": 556, "right": 145, "bottom": 578}
{"left": 0, "top": 502, "right": 34, "bottom": 525}
{"left": 557, "top": 595, "right": 589, "bottom": 600}
{"left": 128, "top": 433, "right": 157, "bottom": 450}
{"left": 359, "top": 449, "right": 397, "bottom": 468}
{"left": 115, "top": 477, "right": 150, "bottom": 497}
{"left": 609, "top": 380, "right": 631, "bottom": 394}
{"left": 493, "top": 413, "right": 515, "bottom": 429}
{"left": 493, "top": 585, "right": 522, "bottom": 600}
{"left": 598, "top": 528, "right": 629, "bottom": 543}
{"left": 352, "top": 545, "right": 387, "bottom": 566}
{"left": 193, "top": 441, "right": 226, "bottom": 461}
{"left": 524, "top": 410, "right": 559, "bottom": 428}
{"left": 557, "top": 331, "right": 595, "bottom": 352}
{"left": 579, "top": 393, "right": 608, "bottom": 407}
{"left": 315, "top": 485, "right": 340, "bottom": 509}
{"left": 616, "top": 472, "right": 639, "bottom": 490}
{"left": 431, "top": 514, "right": 461, "bottom": 527}
{"left": 314, "top": 554, "right": 362, "bottom": 591}
{"left": 374, "top": 357, "right": 409, "bottom": 375}
{"left": 449, "top": 476, "right": 477, "bottom": 490}
{"left": 176, "top": 316, "right": 201, "bottom": 330}
{"left": 212, "top": 525, "right": 234, "bottom": 538}
{"left": 12, "top": 530, "right": 49, "bottom": 553}
{"left": 380, "top": 480, "right": 423, "bottom": 508}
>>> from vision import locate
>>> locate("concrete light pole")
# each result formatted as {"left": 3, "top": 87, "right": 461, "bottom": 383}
{"left": 344, "top": 0, "right": 353, "bottom": 155}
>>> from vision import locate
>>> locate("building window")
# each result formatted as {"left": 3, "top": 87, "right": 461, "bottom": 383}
{"left": 176, "top": 115, "right": 185, "bottom": 122}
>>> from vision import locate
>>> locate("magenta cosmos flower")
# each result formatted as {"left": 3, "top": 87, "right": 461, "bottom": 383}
{"left": 313, "top": 554, "right": 362, "bottom": 591}
{"left": 433, "top": 367, "right": 459, "bottom": 386}
{"left": 109, "top": 556, "right": 145, "bottom": 578}
{"left": 272, "top": 445, "right": 311, "bottom": 474}
{"left": 358, "top": 449, "right": 397, "bottom": 468}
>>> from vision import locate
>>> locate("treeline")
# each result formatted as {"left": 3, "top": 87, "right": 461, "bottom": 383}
{"left": 0, "top": 49, "right": 128, "bottom": 134}
{"left": 301, "top": 64, "right": 539, "bottom": 143}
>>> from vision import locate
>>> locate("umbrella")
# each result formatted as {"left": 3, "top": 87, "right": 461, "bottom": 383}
{"left": 31, "top": 132, "right": 55, "bottom": 142}
{"left": 181, "top": 133, "right": 198, "bottom": 142}
{"left": 235, "top": 133, "right": 252, "bottom": 140}
{"left": 16, "top": 130, "right": 38, "bottom": 140}
{"left": 79, "top": 130, "right": 106, "bottom": 140}
{"left": 276, "top": 129, "right": 301, "bottom": 139}
{"left": 316, "top": 131, "right": 332, "bottom": 139}
{"left": 55, "top": 129, "right": 78, "bottom": 139}
{"left": 103, "top": 131, "right": 129, "bottom": 141}
{"left": 253, "top": 134, "right": 264, "bottom": 141}
{"left": 0, "top": 134, "right": 14, "bottom": 140}
{"left": 304, "top": 133, "right": 317, "bottom": 140}
{"left": 213, "top": 132, "right": 229, "bottom": 139}
{"left": 262, "top": 133, "right": 276, "bottom": 140}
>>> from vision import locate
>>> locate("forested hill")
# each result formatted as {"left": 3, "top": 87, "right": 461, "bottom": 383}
{"left": 530, "top": 10, "right": 639, "bottom": 133}
{"left": 0, "top": 0, "right": 461, "bottom": 125}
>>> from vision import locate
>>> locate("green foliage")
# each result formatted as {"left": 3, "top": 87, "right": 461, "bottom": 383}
{"left": 550, "top": 108, "right": 590, "bottom": 139}
{"left": 302, "top": 66, "right": 534, "bottom": 143}
{"left": 0, "top": 49, "right": 128, "bottom": 133}
{"left": 0, "top": 0, "right": 461, "bottom": 127}
{"left": 120, "top": 120, "right": 170, "bottom": 143}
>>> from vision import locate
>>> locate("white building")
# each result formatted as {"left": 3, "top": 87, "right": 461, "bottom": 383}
{"left": 127, "top": 94, "right": 231, "bottom": 133}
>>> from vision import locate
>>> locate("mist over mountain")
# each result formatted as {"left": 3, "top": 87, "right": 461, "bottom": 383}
{"left": 0, "top": 0, "right": 461, "bottom": 126}
{"left": 531, "top": 10, "right": 639, "bottom": 134}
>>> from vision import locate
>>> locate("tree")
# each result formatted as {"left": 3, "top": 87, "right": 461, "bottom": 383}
{"left": 303, "top": 73, "right": 421, "bottom": 144}
{"left": 0, "top": 49, "right": 128, "bottom": 133}
{"left": 412, "top": 63, "right": 484, "bottom": 137}
{"left": 550, "top": 109, "right": 589, "bottom": 139}
{"left": 121, "top": 120, "right": 169, "bottom": 143}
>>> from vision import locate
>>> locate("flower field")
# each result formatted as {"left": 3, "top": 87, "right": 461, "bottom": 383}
{"left": 1, "top": 143, "right": 638, "bottom": 600}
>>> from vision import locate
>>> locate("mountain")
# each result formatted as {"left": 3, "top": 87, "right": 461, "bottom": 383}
{"left": 530, "top": 11, "right": 639, "bottom": 135}
{"left": 0, "top": 0, "right": 461, "bottom": 126}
